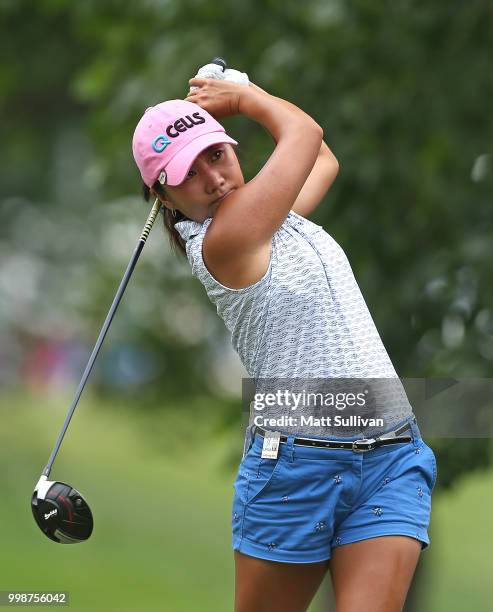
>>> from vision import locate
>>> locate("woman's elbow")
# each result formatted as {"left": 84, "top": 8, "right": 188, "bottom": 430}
{"left": 301, "top": 117, "right": 323, "bottom": 141}
{"left": 307, "top": 123, "right": 324, "bottom": 153}
{"left": 313, "top": 122, "right": 324, "bottom": 142}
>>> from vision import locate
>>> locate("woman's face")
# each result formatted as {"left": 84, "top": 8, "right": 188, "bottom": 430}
{"left": 154, "top": 143, "right": 244, "bottom": 223}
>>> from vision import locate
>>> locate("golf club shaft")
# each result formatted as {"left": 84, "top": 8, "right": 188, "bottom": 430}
{"left": 42, "top": 198, "right": 162, "bottom": 478}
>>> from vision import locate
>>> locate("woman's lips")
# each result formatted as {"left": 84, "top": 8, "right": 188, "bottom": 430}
{"left": 214, "top": 189, "right": 234, "bottom": 204}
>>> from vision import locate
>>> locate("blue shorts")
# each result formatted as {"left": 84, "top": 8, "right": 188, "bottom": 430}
{"left": 232, "top": 414, "right": 437, "bottom": 564}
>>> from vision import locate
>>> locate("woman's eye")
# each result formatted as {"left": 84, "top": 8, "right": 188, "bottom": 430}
{"left": 186, "top": 150, "right": 223, "bottom": 180}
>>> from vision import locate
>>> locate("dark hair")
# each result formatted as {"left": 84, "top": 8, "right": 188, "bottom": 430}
{"left": 142, "top": 181, "right": 189, "bottom": 256}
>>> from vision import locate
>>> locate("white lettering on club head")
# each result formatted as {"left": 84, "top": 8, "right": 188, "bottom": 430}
{"left": 44, "top": 509, "right": 57, "bottom": 520}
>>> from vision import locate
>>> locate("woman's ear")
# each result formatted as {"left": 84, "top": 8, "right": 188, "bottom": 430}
{"left": 150, "top": 188, "right": 170, "bottom": 208}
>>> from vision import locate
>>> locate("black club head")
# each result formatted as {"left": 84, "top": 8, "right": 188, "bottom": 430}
{"left": 31, "top": 476, "right": 93, "bottom": 544}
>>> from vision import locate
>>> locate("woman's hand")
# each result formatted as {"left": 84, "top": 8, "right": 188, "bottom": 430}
{"left": 185, "top": 78, "right": 243, "bottom": 119}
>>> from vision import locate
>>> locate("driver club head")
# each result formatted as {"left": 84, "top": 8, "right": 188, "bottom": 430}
{"left": 31, "top": 475, "right": 93, "bottom": 544}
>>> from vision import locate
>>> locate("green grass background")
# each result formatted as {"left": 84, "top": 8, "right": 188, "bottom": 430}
{"left": 1, "top": 392, "right": 491, "bottom": 611}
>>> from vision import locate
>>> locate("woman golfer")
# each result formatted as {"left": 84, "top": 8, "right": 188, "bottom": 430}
{"left": 132, "top": 76, "right": 437, "bottom": 612}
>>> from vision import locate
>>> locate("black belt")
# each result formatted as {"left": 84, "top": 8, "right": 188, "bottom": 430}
{"left": 253, "top": 415, "right": 416, "bottom": 453}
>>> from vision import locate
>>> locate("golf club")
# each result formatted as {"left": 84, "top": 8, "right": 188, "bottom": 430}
{"left": 31, "top": 197, "right": 162, "bottom": 544}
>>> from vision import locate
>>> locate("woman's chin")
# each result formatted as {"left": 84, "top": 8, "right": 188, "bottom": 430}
{"left": 210, "top": 201, "right": 221, "bottom": 216}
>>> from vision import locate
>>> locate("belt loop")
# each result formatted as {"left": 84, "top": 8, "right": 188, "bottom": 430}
{"left": 286, "top": 434, "right": 295, "bottom": 462}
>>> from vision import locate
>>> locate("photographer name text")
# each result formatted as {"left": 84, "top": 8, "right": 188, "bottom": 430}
{"left": 253, "top": 415, "right": 384, "bottom": 428}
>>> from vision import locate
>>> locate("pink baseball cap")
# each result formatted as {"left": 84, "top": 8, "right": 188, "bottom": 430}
{"left": 132, "top": 99, "right": 238, "bottom": 187}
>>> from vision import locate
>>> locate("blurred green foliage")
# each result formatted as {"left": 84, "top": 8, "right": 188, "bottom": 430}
{"left": 1, "top": 1, "right": 492, "bottom": 505}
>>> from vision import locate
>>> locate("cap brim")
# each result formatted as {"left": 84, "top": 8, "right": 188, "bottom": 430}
{"left": 164, "top": 132, "right": 238, "bottom": 186}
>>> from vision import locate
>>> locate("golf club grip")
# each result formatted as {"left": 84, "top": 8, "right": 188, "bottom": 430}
{"left": 140, "top": 198, "right": 161, "bottom": 242}
{"left": 42, "top": 199, "right": 162, "bottom": 478}
{"left": 211, "top": 57, "right": 227, "bottom": 69}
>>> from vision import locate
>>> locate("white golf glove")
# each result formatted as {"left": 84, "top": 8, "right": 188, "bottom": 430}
{"left": 223, "top": 68, "right": 250, "bottom": 86}
{"left": 189, "top": 63, "right": 249, "bottom": 92}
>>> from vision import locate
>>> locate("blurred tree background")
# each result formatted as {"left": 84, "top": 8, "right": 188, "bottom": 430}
{"left": 1, "top": 1, "right": 492, "bottom": 610}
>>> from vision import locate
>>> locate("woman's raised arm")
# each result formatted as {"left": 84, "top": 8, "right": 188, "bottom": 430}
{"left": 187, "top": 78, "right": 322, "bottom": 253}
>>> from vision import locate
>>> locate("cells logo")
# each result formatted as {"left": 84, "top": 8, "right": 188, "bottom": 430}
{"left": 151, "top": 113, "right": 207, "bottom": 153}
{"left": 152, "top": 135, "right": 171, "bottom": 153}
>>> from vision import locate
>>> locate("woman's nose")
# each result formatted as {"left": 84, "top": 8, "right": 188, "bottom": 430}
{"left": 205, "top": 167, "right": 225, "bottom": 192}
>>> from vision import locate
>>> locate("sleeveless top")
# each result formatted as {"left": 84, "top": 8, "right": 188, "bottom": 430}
{"left": 175, "top": 211, "right": 413, "bottom": 449}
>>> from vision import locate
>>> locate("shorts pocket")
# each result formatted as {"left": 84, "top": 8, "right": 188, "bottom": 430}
{"left": 428, "top": 447, "right": 438, "bottom": 491}
{"left": 419, "top": 440, "right": 438, "bottom": 492}
{"left": 234, "top": 452, "right": 284, "bottom": 506}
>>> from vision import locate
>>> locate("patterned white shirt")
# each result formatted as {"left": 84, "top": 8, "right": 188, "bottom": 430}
{"left": 175, "top": 211, "right": 412, "bottom": 441}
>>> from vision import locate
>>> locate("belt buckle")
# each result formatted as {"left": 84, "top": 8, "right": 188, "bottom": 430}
{"left": 352, "top": 438, "right": 376, "bottom": 453}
